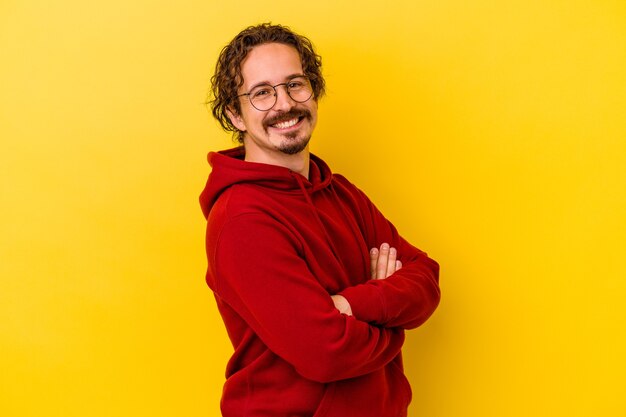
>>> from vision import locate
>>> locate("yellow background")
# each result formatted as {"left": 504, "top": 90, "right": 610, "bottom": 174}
{"left": 2, "top": 1, "right": 625, "bottom": 415}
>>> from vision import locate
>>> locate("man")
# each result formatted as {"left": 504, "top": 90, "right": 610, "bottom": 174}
{"left": 200, "top": 23, "right": 440, "bottom": 416}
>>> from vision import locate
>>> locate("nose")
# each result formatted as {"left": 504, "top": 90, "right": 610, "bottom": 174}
{"left": 272, "top": 84, "right": 296, "bottom": 112}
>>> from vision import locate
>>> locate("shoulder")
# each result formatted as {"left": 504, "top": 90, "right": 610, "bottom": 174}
{"left": 331, "top": 173, "right": 371, "bottom": 204}
{"left": 331, "top": 172, "right": 358, "bottom": 191}
{"left": 209, "top": 182, "right": 275, "bottom": 218}
{"left": 206, "top": 184, "right": 296, "bottom": 238}
{"left": 205, "top": 188, "right": 303, "bottom": 266}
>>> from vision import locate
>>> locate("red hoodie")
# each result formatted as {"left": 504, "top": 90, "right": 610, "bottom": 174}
{"left": 200, "top": 147, "right": 440, "bottom": 417}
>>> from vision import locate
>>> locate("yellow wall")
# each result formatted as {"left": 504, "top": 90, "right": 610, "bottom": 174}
{"left": 1, "top": 1, "right": 624, "bottom": 416}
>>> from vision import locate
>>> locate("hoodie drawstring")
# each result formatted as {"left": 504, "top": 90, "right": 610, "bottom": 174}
{"left": 292, "top": 173, "right": 345, "bottom": 267}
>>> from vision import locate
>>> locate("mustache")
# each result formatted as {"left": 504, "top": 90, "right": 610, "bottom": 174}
{"left": 263, "top": 109, "right": 311, "bottom": 128}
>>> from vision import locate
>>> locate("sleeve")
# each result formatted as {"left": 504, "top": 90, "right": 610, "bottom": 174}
{"left": 337, "top": 188, "right": 441, "bottom": 330}
{"left": 206, "top": 212, "right": 405, "bottom": 384}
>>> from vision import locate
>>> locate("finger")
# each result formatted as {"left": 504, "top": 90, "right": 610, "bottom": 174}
{"left": 376, "top": 243, "right": 390, "bottom": 279}
{"left": 395, "top": 260, "right": 402, "bottom": 271}
{"left": 386, "top": 247, "right": 397, "bottom": 278}
{"left": 370, "top": 248, "right": 378, "bottom": 279}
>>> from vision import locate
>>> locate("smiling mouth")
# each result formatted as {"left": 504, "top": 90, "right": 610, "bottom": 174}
{"left": 271, "top": 117, "right": 301, "bottom": 129}
{"left": 265, "top": 109, "right": 310, "bottom": 131}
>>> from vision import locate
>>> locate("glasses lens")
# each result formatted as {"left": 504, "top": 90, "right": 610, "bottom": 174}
{"left": 246, "top": 77, "right": 314, "bottom": 111}
{"left": 287, "top": 77, "right": 313, "bottom": 103}
{"left": 249, "top": 85, "right": 276, "bottom": 111}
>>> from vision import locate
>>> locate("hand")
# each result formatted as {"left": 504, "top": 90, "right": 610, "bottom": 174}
{"left": 370, "top": 242, "right": 402, "bottom": 280}
{"left": 331, "top": 294, "right": 353, "bottom": 316}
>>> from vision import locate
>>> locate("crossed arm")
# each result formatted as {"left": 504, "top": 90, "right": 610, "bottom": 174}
{"left": 207, "top": 214, "right": 408, "bottom": 382}
{"left": 207, "top": 182, "right": 439, "bottom": 380}
{"left": 331, "top": 242, "right": 401, "bottom": 316}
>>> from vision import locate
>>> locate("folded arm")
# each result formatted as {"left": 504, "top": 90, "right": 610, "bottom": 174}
{"left": 206, "top": 212, "right": 405, "bottom": 383}
{"left": 331, "top": 242, "right": 402, "bottom": 316}
{"left": 336, "top": 188, "right": 441, "bottom": 329}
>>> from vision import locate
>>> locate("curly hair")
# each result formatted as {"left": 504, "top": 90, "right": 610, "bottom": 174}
{"left": 209, "top": 23, "right": 326, "bottom": 143}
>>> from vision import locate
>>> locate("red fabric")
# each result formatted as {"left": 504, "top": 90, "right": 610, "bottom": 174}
{"left": 200, "top": 147, "right": 440, "bottom": 417}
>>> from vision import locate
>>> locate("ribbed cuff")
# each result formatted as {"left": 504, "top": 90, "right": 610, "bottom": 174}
{"left": 339, "top": 282, "right": 386, "bottom": 325}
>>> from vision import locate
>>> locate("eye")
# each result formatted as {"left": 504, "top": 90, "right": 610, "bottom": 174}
{"left": 251, "top": 86, "right": 274, "bottom": 99}
{"left": 287, "top": 80, "right": 305, "bottom": 89}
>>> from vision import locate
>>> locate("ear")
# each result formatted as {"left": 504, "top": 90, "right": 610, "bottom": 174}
{"left": 226, "top": 107, "right": 246, "bottom": 132}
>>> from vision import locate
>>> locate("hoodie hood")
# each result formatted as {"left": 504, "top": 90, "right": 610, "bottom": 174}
{"left": 199, "top": 147, "right": 333, "bottom": 219}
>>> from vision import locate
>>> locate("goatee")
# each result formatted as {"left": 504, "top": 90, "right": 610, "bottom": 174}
{"left": 264, "top": 108, "right": 312, "bottom": 155}
{"left": 277, "top": 134, "right": 311, "bottom": 155}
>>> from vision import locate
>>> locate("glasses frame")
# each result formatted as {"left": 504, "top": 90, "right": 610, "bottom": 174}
{"left": 236, "top": 76, "right": 313, "bottom": 112}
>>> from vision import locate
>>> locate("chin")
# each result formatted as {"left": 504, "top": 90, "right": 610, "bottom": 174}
{"left": 278, "top": 135, "right": 310, "bottom": 155}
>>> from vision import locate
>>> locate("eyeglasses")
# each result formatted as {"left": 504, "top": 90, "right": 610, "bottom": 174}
{"left": 237, "top": 76, "right": 314, "bottom": 111}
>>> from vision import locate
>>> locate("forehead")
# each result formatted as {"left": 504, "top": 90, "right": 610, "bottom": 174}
{"left": 240, "top": 43, "right": 303, "bottom": 87}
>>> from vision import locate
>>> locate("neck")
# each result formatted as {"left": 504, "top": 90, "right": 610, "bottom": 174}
{"left": 244, "top": 144, "right": 310, "bottom": 179}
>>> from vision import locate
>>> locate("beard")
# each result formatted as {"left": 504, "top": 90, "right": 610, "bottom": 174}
{"left": 263, "top": 108, "right": 313, "bottom": 155}
{"left": 277, "top": 133, "right": 311, "bottom": 155}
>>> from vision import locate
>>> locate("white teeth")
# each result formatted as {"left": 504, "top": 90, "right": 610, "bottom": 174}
{"left": 273, "top": 118, "right": 299, "bottom": 129}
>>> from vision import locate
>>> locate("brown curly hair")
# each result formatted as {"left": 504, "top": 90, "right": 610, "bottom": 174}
{"left": 208, "top": 23, "right": 326, "bottom": 143}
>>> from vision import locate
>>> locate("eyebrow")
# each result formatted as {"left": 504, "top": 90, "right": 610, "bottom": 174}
{"left": 247, "top": 73, "right": 306, "bottom": 91}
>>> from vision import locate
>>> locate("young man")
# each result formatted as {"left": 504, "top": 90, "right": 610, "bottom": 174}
{"left": 200, "top": 23, "right": 440, "bottom": 417}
